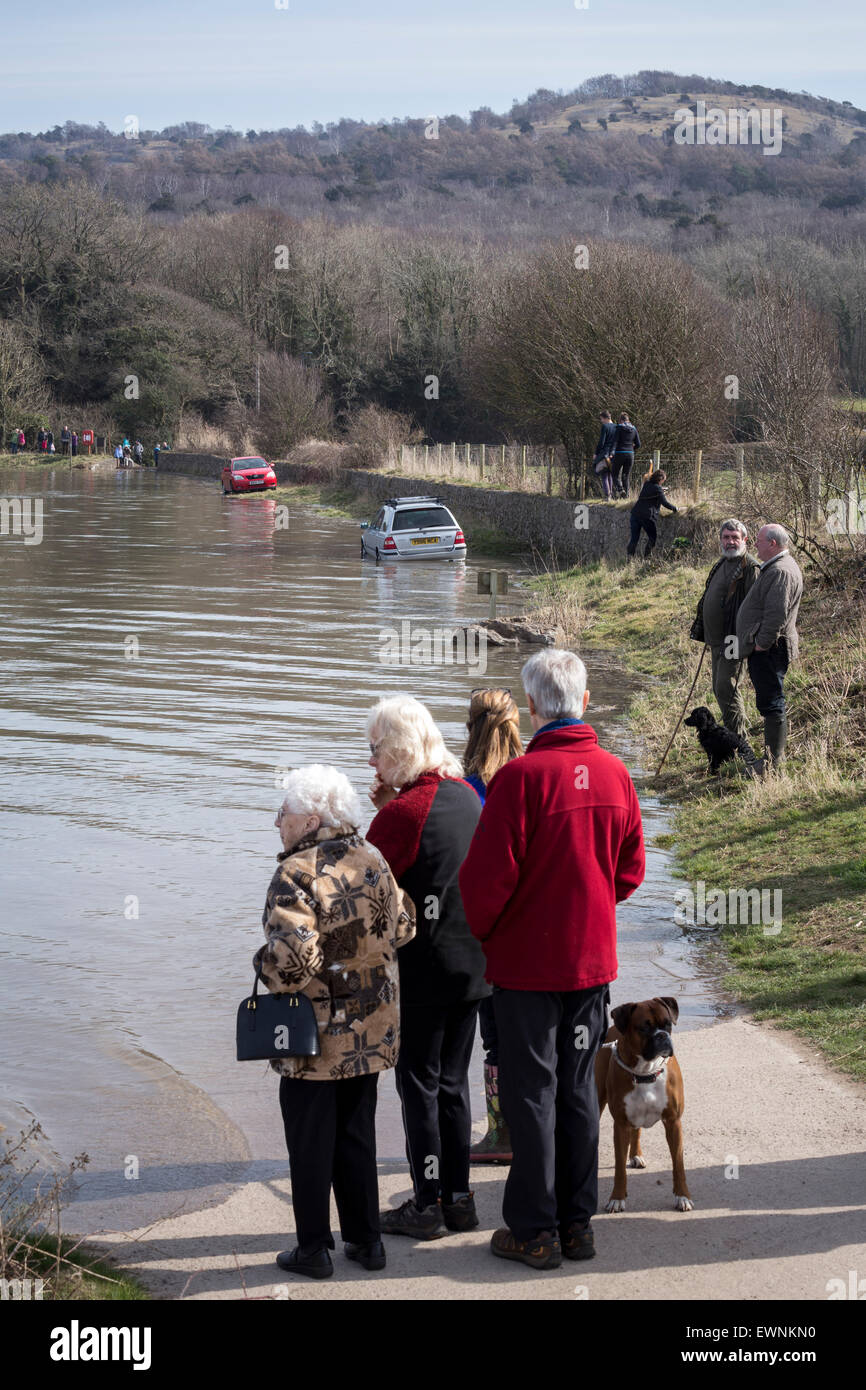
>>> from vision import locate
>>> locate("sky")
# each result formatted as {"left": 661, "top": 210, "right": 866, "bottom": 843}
{"left": 1, "top": 0, "right": 864, "bottom": 134}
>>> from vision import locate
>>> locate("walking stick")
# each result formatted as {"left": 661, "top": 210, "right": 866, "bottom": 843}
{"left": 655, "top": 646, "right": 707, "bottom": 777}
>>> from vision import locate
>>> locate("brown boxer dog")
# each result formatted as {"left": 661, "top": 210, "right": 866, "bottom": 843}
{"left": 595, "top": 996, "right": 693, "bottom": 1213}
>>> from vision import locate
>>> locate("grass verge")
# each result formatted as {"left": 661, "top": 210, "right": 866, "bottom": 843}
{"left": 525, "top": 554, "right": 866, "bottom": 1080}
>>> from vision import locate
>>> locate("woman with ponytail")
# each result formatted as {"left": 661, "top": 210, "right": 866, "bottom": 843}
{"left": 463, "top": 688, "right": 524, "bottom": 1163}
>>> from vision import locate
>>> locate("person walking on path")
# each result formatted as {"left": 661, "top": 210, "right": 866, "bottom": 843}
{"left": 592, "top": 410, "right": 618, "bottom": 500}
{"left": 735, "top": 524, "right": 803, "bottom": 772}
{"left": 459, "top": 649, "right": 645, "bottom": 1270}
{"left": 626, "top": 468, "right": 677, "bottom": 559}
{"left": 365, "top": 695, "right": 490, "bottom": 1241}
{"left": 9, "top": 428, "right": 19, "bottom": 455}
{"left": 462, "top": 688, "right": 524, "bottom": 1165}
{"left": 133, "top": 440, "right": 144, "bottom": 466}
{"left": 255, "top": 765, "right": 415, "bottom": 1280}
{"left": 114, "top": 443, "right": 124, "bottom": 467}
{"left": 60, "top": 426, "right": 71, "bottom": 456}
{"left": 71, "top": 431, "right": 78, "bottom": 457}
{"left": 690, "top": 519, "right": 760, "bottom": 739}
{"left": 17, "top": 428, "right": 26, "bottom": 453}
{"left": 609, "top": 413, "right": 641, "bottom": 498}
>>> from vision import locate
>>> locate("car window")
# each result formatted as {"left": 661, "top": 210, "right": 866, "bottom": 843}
{"left": 373, "top": 510, "right": 385, "bottom": 529}
{"left": 392, "top": 507, "right": 455, "bottom": 531}
{"left": 233, "top": 458, "right": 267, "bottom": 469}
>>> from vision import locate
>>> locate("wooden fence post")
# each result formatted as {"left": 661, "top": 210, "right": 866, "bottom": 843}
{"left": 465, "top": 443, "right": 471, "bottom": 476}
{"left": 424, "top": 443, "right": 429, "bottom": 474}
{"left": 547, "top": 447, "right": 553, "bottom": 496}
{"left": 579, "top": 454, "right": 586, "bottom": 502}
{"left": 692, "top": 449, "right": 702, "bottom": 503}
{"left": 437, "top": 442, "right": 442, "bottom": 473}
{"left": 400, "top": 443, "right": 405, "bottom": 470}
{"left": 501, "top": 443, "right": 506, "bottom": 474}
{"left": 653, "top": 448, "right": 661, "bottom": 470}
{"left": 521, "top": 444, "right": 527, "bottom": 485}
{"left": 736, "top": 445, "right": 745, "bottom": 494}
{"left": 480, "top": 444, "right": 485, "bottom": 481}
{"left": 451, "top": 441, "right": 456, "bottom": 476}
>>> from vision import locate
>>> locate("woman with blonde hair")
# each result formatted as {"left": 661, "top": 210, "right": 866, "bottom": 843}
{"left": 364, "top": 695, "right": 490, "bottom": 1241}
{"left": 463, "top": 689, "right": 523, "bottom": 1163}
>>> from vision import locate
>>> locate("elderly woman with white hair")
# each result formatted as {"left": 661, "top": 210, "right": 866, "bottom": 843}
{"left": 364, "top": 696, "right": 490, "bottom": 1241}
{"left": 255, "top": 764, "right": 415, "bottom": 1280}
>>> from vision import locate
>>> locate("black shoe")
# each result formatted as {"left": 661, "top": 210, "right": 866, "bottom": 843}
{"left": 442, "top": 1193, "right": 479, "bottom": 1232}
{"left": 560, "top": 1222, "right": 596, "bottom": 1261}
{"left": 490, "top": 1227, "right": 562, "bottom": 1269}
{"left": 379, "top": 1197, "right": 447, "bottom": 1239}
{"left": 275, "top": 1246, "right": 334, "bottom": 1279}
{"left": 344, "top": 1239, "right": 386, "bottom": 1270}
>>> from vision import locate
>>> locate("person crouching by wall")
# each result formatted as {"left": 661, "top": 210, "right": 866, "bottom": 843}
{"left": 365, "top": 695, "right": 491, "bottom": 1240}
{"left": 256, "top": 765, "right": 415, "bottom": 1279}
{"left": 626, "top": 468, "right": 678, "bottom": 560}
{"left": 463, "top": 688, "right": 524, "bottom": 1164}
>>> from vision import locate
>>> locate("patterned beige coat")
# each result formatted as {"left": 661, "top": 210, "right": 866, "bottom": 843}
{"left": 253, "top": 822, "right": 416, "bottom": 1080}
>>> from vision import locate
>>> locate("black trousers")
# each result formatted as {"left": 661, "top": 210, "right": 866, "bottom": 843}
{"left": 494, "top": 984, "right": 609, "bottom": 1240}
{"left": 395, "top": 999, "right": 480, "bottom": 1208}
{"left": 610, "top": 451, "right": 634, "bottom": 495}
{"left": 279, "top": 1072, "right": 380, "bottom": 1252}
{"left": 478, "top": 995, "right": 498, "bottom": 1066}
{"left": 627, "top": 513, "right": 657, "bottom": 556}
{"left": 747, "top": 638, "right": 789, "bottom": 717}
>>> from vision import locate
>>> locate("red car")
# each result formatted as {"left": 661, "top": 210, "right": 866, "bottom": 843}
{"left": 221, "top": 456, "right": 277, "bottom": 494}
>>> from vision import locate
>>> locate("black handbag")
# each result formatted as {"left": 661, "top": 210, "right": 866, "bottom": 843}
{"left": 236, "top": 969, "right": 321, "bottom": 1062}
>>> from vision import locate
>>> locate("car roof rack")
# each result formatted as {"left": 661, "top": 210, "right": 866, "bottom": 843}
{"left": 385, "top": 495, "right": 444, "bottom": 506}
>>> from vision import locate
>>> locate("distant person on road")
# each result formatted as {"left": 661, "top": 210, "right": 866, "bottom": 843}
{"left": 735, "top": 524, "right": 803, "bottom": 772}
{"left": 690, "top": 519, "right": 760, "bottom": 741}
{"left": 462, "top": 688, "right": 524, "bottom": 1166}
{"left": 256, "top": 765, "right": 415, "bottom": 1280}
{"left": 592, "top": 410, "right": 618, "bottom": 500}
{"left": 626, "top": 468, "right": 678, "bottom": 560}
{"left": 459, "top": 648, "right": 645, "bottom": 1271}
{"left": 609, "top": 413, "right": 641, "bottom": 498}
{"left": 365, "top": 695, "right": 490, "bottom": 1242}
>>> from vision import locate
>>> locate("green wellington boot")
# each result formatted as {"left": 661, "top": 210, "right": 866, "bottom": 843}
{"left": 470, "top": 1064, "right": 512, "bottom": 1164}
{"left": 764, "top": 713, "right": 788, "bottom": 772}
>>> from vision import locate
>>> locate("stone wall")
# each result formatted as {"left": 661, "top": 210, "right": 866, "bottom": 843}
{"left": 161, "top": 453, "right": 713, "bottom": 563}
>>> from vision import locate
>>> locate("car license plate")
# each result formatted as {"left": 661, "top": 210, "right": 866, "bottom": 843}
{"left": 411, "top": 536, "right": 440, "bottom": 545}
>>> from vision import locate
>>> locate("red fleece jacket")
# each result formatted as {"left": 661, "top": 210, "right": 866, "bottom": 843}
{"left": 458, "top": 723, "right": 645, "bottom": 990}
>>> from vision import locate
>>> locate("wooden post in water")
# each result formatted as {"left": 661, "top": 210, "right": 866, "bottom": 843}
{"left": 693, "top": 449, "right": 703, "bottom": 503}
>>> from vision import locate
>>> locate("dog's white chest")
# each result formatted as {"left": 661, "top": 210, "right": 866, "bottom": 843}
{"left": 623, "top": 1072, "right": 668, "bottom": 1129}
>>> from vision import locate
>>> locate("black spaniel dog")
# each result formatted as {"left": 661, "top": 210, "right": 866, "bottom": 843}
{"left": 684, "top": 706, "right": 757, "bottom": 775}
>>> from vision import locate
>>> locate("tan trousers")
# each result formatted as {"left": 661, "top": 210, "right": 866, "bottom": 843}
{"left": 710, "top": 645, "right": 747, "bottom": 736}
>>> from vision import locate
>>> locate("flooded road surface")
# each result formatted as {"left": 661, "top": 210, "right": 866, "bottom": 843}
{"left": 0, "top": 465, "right": 726, "bottom": 1232}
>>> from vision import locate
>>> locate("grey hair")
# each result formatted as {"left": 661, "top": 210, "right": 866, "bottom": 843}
{"left": 521, "top": 648, "right": 588, "bottom": 721}
{"left": 762, "top": 523, "right": 789, "bottom": 548}
{"left": 281, "top": 765, "right": 362, "bottom": 828}
{"left": 719, "top": 517, "right": 748, "bottom": 538}
{"left": 365, "top": 696, "right": 462, "bottom": 786}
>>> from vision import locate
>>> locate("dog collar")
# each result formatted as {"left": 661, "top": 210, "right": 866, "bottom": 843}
{"left": 609, "top": 1042, "right": 669, "bottom": 1084}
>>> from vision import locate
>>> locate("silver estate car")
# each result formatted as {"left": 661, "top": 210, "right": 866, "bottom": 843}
{"left": 360, "top": 496, "right": 467, "bottom": 560}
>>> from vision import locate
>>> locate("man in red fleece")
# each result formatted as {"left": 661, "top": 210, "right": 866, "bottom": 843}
{"left": 459, "top": 648, "right": 645, "bottom": 1269}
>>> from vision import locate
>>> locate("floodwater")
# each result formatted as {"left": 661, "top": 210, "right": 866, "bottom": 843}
{"left": 0, "top": 465, "right": 726, "bottom": 1233}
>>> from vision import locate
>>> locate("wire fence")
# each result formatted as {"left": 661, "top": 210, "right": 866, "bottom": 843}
{"left": 388, "top": 441, "right": 841, "bottom": 512}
